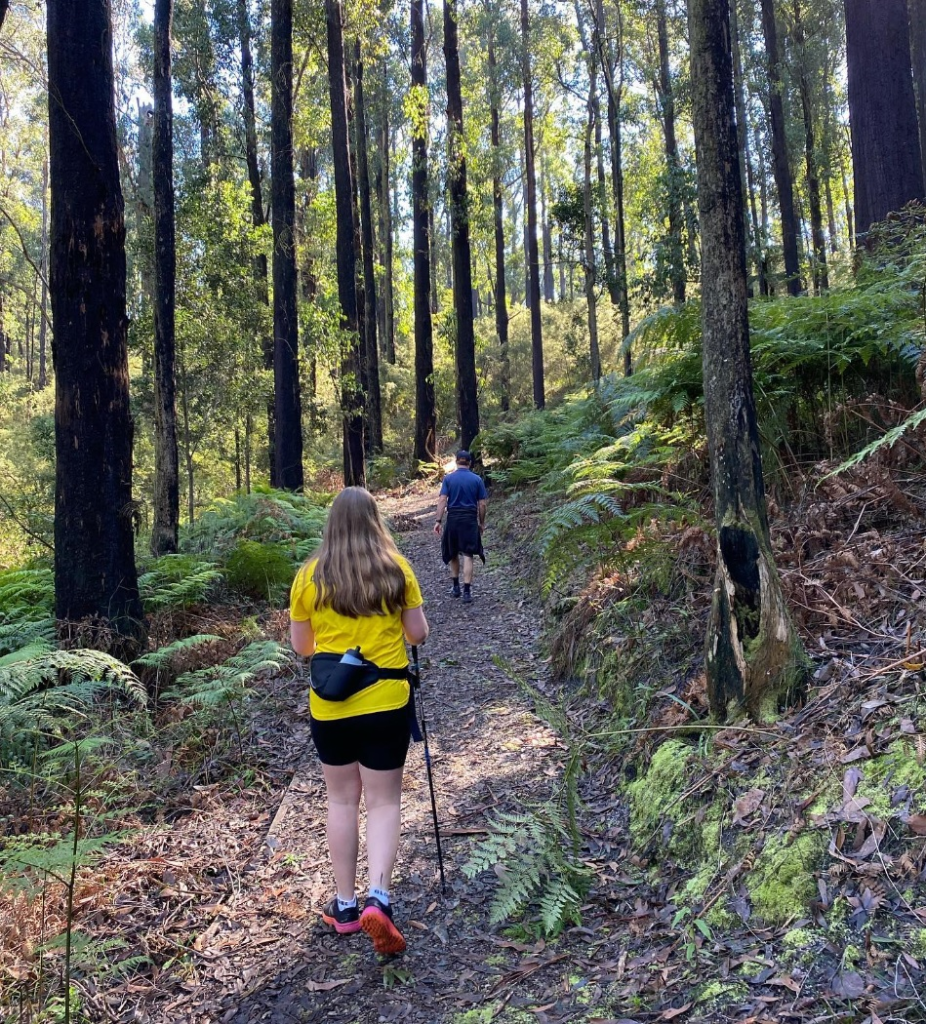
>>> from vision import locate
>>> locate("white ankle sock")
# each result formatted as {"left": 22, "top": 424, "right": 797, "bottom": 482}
{"left": 368, "top": 885, "right": 390, "bottom": 905}
{"left": 337, "top": 894, "right": 357, "bottom": 910}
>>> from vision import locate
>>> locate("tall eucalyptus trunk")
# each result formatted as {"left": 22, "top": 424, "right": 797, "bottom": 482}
{"left": 411, "top": 0, "right": 436, "bottom": 463}
{"left": 237, "top": 0, "right": 275, "bottom": 484}
{"left": 760, "top": 0, "right": 802, "bottom": 294}
{"left": 521, "top": 0, "right": 545, "bottom": 408}
{"left": 444, "top": 0, "right": 480, "bottom": 448}
{"left": 909, "top": 0, "right": 926, "bottom": 178}
{"left": 151, "top": 0, "right": 180, "bottom": 555}
{"left": 47, "top": 0, "right": 144, "bottom": 651}
{"left": 271, "top": 0, "right": 303, "bottom": 489}
{"left": 325, "top": 0, "right": 365, "bottom": 484}
{"left": 655, "top": 0, "right": 686, "bottom": 304}
{"left": 488, "top": 28, "right": 511, "bottom": 414}
{"left": 689, "top": 0, "right": 806, "bottom": 719}
{"left": 353, "top": 42, "right": 383, "bottom": 454}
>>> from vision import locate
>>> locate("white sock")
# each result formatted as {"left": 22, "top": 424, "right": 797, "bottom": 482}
{"left": 369, "top": 885, "right": 390, "bottom": 905}
{"left": 337, "top": 893, "right": 357, "bottom": 910}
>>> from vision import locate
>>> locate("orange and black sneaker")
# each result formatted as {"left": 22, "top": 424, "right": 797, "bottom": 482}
{"left": 321, "top": 897, "right": 361, "bottom": 935}
{"left": 360, "top": 895, "right": 406, "bottom": 954}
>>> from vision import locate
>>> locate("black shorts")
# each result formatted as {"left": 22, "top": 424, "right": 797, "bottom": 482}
{"left": 310, "top": 707, "right": 411, "bottom": 771}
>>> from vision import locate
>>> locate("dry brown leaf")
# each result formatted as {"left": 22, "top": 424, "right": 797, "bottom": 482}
{"left": 306, "top": 978, "right": 350, "bottom": 992}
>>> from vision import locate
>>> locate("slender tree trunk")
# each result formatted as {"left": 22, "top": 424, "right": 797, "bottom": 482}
{"left": 377, "top": 63, "right": 396, "bottom": 364}
{"left": 47, "top": 0, "right": 144, "bottom": 648}
{"left": 444, "top": 0, "right": 480, "bottom": 448}
{"left": 792, "top": 0, "right": 828, "bottom": 292}
{"left": 0, "top": 2, "right": 9, "bottom": 33}
{"left": 655, "top": 0, "right": 686, "bottom": 304}
{"left": 540, "top": 161, "right": 555, "bottom": 301}
{"left": 353, "top": 42, "right": 383, "bottom": 454}
{"left": 689, "top": 0, "right": 806, "bottom": 720}
{"left": 38, "top": 155, "right": 49, "bottom": 389}
{"left": 271, "top": 0, "right": 304, "bottom": 489}
{"left": 237, "top": 0, "right": 275, "bottom": 485}
{"left": 594, "top": 0, "right": 631, "bottom": 371}
{"left": 909, "top": 0, "right": 926, "bottom": 179}
{"left": 840, "top": 144, "right": 855, "bottom": 246}
{"left": 521, "top": 0, "right": 545, "bottom": 408}
{"left": 488, "top": 30, "right": 511, "bottom": 414}
{"left": 411, "top": 0, "right": 436, "bottom": 463}
{"left": 0, "top": 296, "right": 6, "bottom": 372}
{"left": 325, "top": 0, "right": 365, "bottom": 484}
{"left": 299, "top": 147, "right": 319, "bottom": 434}
{"left": 760, "top": 0, "right": 803, "bottom": 294}
{"left": 583, "top": 71, "right": 601, "bottom": 381}
{"left": 151, "top": 0, "right": 180, "bottom": 556}
{"left": 846, "top": 0, "right": 925, "bottom": 240}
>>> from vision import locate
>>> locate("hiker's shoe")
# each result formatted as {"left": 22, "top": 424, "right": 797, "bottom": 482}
{"left": 450, "top": 582, "right": 462, "bottom": 598}
{"left": 321, "top": 897, "right": 361, "bottom": 934}
{"left": 360, "top": 896, "right": 406, "bottom": 954}
{"left": 462, "top": 587, "right": 473, "bottom": 604}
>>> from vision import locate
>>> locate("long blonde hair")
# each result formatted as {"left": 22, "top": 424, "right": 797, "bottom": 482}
{"left": 311, "top": 487, "right": 406, "bottom": 617}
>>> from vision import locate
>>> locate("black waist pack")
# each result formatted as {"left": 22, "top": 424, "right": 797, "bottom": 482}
{"left": 309, "top": 652, "right": 409, "bottom": 702}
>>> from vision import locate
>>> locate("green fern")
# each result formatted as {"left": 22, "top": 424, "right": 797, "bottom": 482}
{"left": 463, "top": 802, "right": 592, "bottom": 936}
{"left": 166, "top": 640, "right": 289, "bottom": 708}
{"left": 137, "top": 555, "right": 224, "bottom": 611}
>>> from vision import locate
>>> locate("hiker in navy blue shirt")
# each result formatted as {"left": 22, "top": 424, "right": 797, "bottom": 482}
{"left": 433, "top": 450, "right": 488, "bottom": 604}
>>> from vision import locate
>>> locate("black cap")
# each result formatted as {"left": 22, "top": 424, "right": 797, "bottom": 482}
{"left": 455, "top": 449, "right": 473, "bottom": 464}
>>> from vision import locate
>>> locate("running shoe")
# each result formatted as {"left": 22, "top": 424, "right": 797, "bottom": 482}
{"left": 321, "top": 896, "right": 361, "bottom": 934}
{"left": 462, "top": 586, "right": 473, "bottom": 604}
{"left": 450, "top": 582, "right": 462, "bottom": 598}
{"left": 360, "top": 895, "right": 406, "bottom": 954}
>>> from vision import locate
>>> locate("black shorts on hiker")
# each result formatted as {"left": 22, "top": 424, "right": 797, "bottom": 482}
{"left": 441, "top": 509, "right": 486, "bottom": 565}
{"left": 310, "top": 707, "right": 411, "bottom": 770}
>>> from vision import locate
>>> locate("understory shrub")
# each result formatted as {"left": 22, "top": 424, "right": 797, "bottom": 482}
{"left": 224, "top": 540, "right": 296, "bottom": 601}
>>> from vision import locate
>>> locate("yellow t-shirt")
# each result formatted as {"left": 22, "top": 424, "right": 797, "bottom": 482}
{"left": 290, "top": 553, "right": 423, "bottom": 720}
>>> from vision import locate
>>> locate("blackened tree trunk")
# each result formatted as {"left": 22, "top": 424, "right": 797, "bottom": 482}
{"left": 910, "top": 0, "right": 926, "bottom": 179}
{"left": 846, "top": 0, "right": 925, "bottom": 239}
{"left": 760, "top": 0, "right": 803, "bottom": 294}
{"left": 0, "top": 2, "right": 8, "bottom": 32}
{"left": 655, "top": 0, "right": 686, "bottom": 304}
{"left": 353, "top": 42, "right": 383, "bottom": 454}
{"left": 271, "top": 0, "right": 303, "bottom": 489}
{"left": 325, "top": 0, "right": 364, "bottom": 484}
{"left": 47, "top": 0, "right": 144, "bottom": 646}
{"left": 488, "top": 29, "right": 511, "bottom": 414}
{"left": 237, "top": 0, "right": 276, "bottom": 485}
{"left": 688, "top": 0, "right": 806, "bottom": 720}
{"left": 521, "top": 0, "right": 545, "bottom": 408}
{"left": 792, "top": 0, "right": 828, "bottom": 292}
{"left": 540, "top": 161, "right": 555, "bottom": 301}
{"left": 444, "top": 0, "right": 479, "bottom": 448}
{"left": 38, "top": 155, "right": 49, "bottom": 389}
{"left": 411, "top": 0, "right": 436, "bottom": 463}
{"left": 377, "top": 62, "right": 396, "bottom": 365}
{"left": 151, "top": 0, "right": 180, "bottom": 556}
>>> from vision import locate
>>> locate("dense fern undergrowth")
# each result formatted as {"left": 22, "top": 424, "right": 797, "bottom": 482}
{"left": 470, "top": 235, "right": 926, "bottom": 990}
{"left": 0, "top": 489, "right": 328, "bottom": 1015}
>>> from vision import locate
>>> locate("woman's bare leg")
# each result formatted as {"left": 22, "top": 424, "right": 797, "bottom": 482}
{"left": 359, "top": 765, "right": 404, "bottom": 893}
{"left": 321, "top": 762, "right": 362, "bottom": 898}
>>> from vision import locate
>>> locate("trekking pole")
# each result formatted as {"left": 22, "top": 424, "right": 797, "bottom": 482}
{"left": 411, "top": 645, "right": 447, "bottom": 895}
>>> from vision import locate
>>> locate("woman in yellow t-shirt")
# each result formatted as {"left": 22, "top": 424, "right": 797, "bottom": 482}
{"left": 290, "top": 487, "right": 428, "bottom": 956}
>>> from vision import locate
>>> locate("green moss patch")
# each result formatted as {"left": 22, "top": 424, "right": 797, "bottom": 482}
{"left": 748, "top": 831, "right": 825, "bottom": 925}
{"left": 855, "top": 740, "right": 926, "bottom": 820}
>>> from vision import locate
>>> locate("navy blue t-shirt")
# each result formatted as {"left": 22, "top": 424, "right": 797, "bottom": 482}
{"left": 440, "top": 467, "right": 488, "bottom": 510}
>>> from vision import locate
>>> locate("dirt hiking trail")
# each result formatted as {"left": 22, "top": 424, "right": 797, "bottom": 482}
{"left": 142, "top": 486, "right": 578, "bottom": 1024}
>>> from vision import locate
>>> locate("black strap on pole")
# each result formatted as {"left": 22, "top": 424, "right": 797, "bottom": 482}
{"left": 411, "top": 645, "right": 447, "bottom": 895}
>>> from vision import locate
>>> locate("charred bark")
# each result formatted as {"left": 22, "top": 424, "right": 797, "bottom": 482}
{"left": 151, "top": 0, "right": 180, "bottom": 556}
{"left": 271, "top": 0, "right": 304, "bottom": 489}
{"left": 846, "top": 0, "right": 925, "bottom": 240}
{"left": 760, "top": 0, "right": 803, "bottom": 294}
{"left": 411, "top": 0, "right": 436, "bottom": 463}
{"left": 444, "top": 0, "right": 480, "bottom": 448}
{"left": 47, "top": 0, "right": 144, "bottom": 649}
{"left": 688, "top": 0, "right": 807, "bottom": 720}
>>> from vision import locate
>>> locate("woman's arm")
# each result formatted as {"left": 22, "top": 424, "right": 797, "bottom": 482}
{"left": 402, "top": 606, "right": 429, "bottom": 645}
{"left": 290, "top": 618, "right": 316, "bottom": 657}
